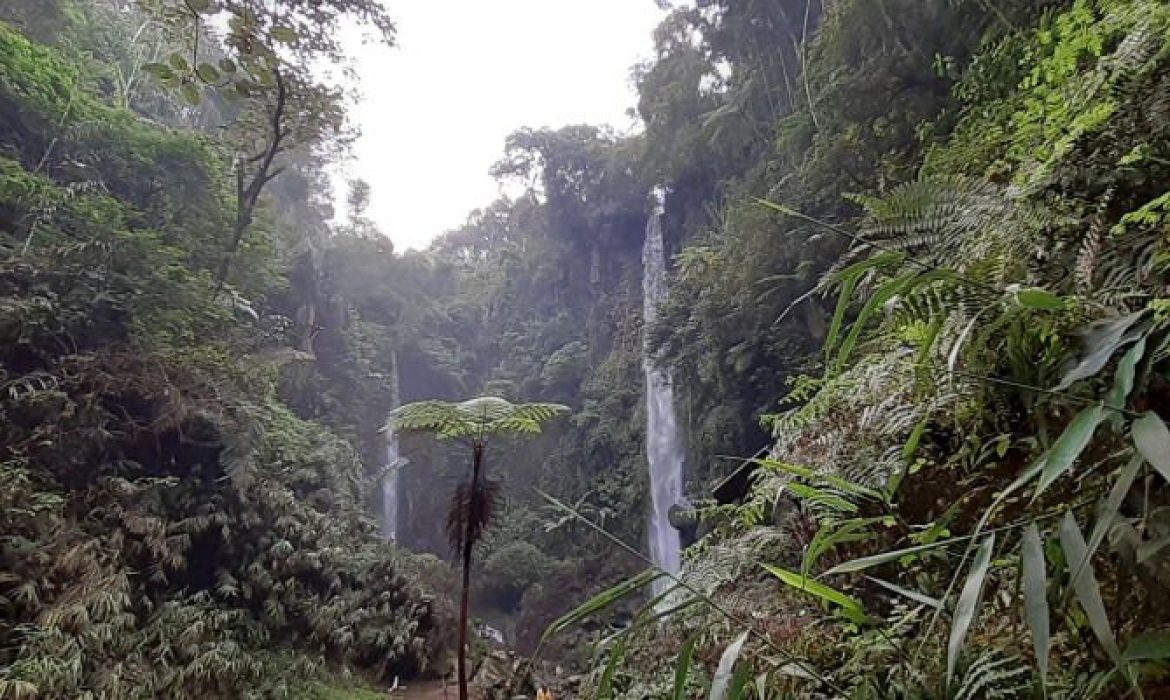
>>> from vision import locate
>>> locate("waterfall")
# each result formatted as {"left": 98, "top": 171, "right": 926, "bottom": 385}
{"left": 382, "top": 351, "right": 403, "bottom": 540}
{"left": 642, "top": 196, "right": 683, "bottom": 591}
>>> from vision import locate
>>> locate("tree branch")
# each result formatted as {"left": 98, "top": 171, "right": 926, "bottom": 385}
{"left": 216, "top": 68, "right": 287, "bottom": 291}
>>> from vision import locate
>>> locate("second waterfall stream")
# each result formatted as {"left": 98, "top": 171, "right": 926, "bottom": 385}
{"left": 642, "top": 198, "right": 683, "bottom": 593}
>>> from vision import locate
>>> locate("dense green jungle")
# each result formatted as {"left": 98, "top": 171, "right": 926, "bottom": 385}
{"left": 4, "top": 0, "right": 1170, "bottom": 698}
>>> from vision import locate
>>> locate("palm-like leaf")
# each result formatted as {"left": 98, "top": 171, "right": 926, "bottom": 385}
{"left": 388, "top": 396, "right": 570, "bottom": 440}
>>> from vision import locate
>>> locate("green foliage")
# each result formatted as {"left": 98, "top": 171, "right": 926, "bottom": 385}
{"left": 0, "top": 13, "right": 453, "bottom": 699}
{"left": 390, "top": 397, "right": 569, "bottom": 441}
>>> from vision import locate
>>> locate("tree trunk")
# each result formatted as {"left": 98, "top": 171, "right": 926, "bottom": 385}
{"left": 457, "top": 442, "right": 484, "bottom": 700}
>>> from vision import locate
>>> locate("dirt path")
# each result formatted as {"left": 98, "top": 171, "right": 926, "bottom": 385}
{"left": 392, "top": 680, "right": 457, "bottom": 700}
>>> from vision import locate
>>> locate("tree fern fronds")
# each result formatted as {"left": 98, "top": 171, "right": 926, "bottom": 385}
{"left": 390, "top": 397, "right": 569, "bottom": 440}
{"left": 953, "top": 650, "right": 1032, "bottom": 700}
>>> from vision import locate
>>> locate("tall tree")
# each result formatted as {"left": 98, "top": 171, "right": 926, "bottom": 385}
{"left": 389, "top": 397, "right": 568, "bottom": 700}
{"left": 141, "top": 0, "right": 395, "bottom": 289}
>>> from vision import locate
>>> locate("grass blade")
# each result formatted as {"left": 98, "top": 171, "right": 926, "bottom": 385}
{"left": 597, "top": 631, "right": 629, "bottom": 700}
{"left": 709, "top": 631, "right": 750, "bottom": 700}
{"left": 728, "top": 665, "right": 753, "bottom": 700}
{"left": 672, "top": 635, "right": 699, "bottom": 700}
{"left": 947, "top": 534, "right": 995, "bottom": 691}
{"left": 1021, "top": 523, "right": 1050, "bottom": 686}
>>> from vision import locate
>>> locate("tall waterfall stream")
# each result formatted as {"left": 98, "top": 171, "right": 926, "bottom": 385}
{"left": 642, "top": 203, "right": 684, "bottom": 591}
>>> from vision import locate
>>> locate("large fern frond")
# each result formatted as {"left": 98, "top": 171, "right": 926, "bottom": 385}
{"left": 388, "top": 396, "right": 569, "bottom": 440}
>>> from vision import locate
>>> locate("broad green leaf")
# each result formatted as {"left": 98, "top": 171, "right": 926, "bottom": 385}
{"left": 167, "top": 52, "right": 189, "bottom": 72}
{"left": 1059, "top": 512, "right": 1124, "bottom": 668}
{"left": 195, "top": 63, "right": 220, "bottom": 83}
{"left": 947, "top": 534, "right": 995, "bottom": 690}
{"left": 142, "top": 62, "right": 173, "bottom": 79}
{"left": 179, "top": 82, "right": 202, "bottom": 106}
{"left": 1137, "top": 536, "right": 1170, "bottom": 563}
{"left": 1106, "top": 337, "right": 1146, "bottom": 417}
{"left": 187, "top": 0, "right": 211, "bottom": 11}
{"left": 1069, "top": 455, "right": 1143, "bottom": 590}
{"left": 542, "top": 569, "right": 661, "bottom": 641}
{"left": 709, "top": 631, "right": 749, "bottom": 700}
{"left": 1133, "top": 412, "right": 1170, "bottom": 483}
{"left": 761, "top": 564, "right": 866, "bottom": 623}
{"left": 271, "top": 26, "right": 298, "bottom": 43}
{"left": 218, "top": 58, "right": 237, "bottom": 74}
{"left": 1021, "top": 523, "right": 1050, "bottom": 683}
{"left": 1055, "top": 311, "right": 1148, "bottom": 391}
{"left": 672, "top": 635, "right": 699, "bottom": 700}
{"left": 1016, "top": 287, "right": 1065, "bottom": 310}
{"left": 1035, "top": 404, "right": 1107, "bottom": 497}
{"left": 865, "top": 575, "right": 941, "bottom": 608}
{"left": 1124, "top": 632, "right": 1170, "bottom": 661}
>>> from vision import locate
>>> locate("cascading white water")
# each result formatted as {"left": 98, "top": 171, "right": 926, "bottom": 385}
{"left": 381, "top": 423, "right": 401, "bottom": 540}
{"left": 642, "top": 196, "right": 683, "bottom": 591}
{"left": 382, "top": 351, "right": 403, "bottom": 541}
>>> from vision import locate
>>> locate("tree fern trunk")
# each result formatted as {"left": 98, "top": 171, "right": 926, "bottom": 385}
{"left": 457, "top": 442, "right": 484, "bottom": 700}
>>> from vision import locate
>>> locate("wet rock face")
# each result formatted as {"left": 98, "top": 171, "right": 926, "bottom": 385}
{"left": 472, "top": 649, "right": 536, "bottom": 700}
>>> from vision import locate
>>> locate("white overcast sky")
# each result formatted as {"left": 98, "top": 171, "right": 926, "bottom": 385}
{"left": 335, "top": 1, "right": 668, "bottom": 251}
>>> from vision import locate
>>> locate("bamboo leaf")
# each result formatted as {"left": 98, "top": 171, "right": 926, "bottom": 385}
{"left": 542, "top": 569, "right": 661, "bottom": 641}
{"left": 865, "top": 575, "right": 941, "bottom": 609}
{"left": 827, "top": 540, "right": 953, "bottom": 575}
{"left": 1059, "top": 512, "right": 1125, "bottom": 669}
{"left": 760, "top": 564, "right": 867, "bottom": 623}
{"left": 1035, "top": 404, "right": 1107, "bottom": 497}
{"left": 947, "top": 534, "right": 995, "bottom": 690}
{"left": 709, "top": 631, "right": 749, "bottom": 700}
{"left": 1106, "top": 337, "right": 1146, "bottom": 417}
{"left": 1069, "top": 455, "right": 1143, "bottom": 590}
{"left": 1055, "top": 311, "right": 1149, "bottom": 391}
{"left": 1021, "top": 523, "right": 1050, "bottom": 683}
{"left": 1133, "top": 412, "right": 1170, "bottom": 483}
{"left": 673, "top": 635, "right": 699, "bottom": 700}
